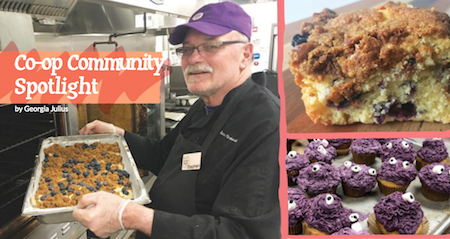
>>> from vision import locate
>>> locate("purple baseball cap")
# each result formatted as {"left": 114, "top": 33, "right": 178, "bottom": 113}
{"left": 168, "top": 2, "right": 252, "bottom": 45}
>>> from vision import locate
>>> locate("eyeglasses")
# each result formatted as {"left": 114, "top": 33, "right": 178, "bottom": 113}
{"left": 175, "top": 41, "right": 247, "bottom": 58}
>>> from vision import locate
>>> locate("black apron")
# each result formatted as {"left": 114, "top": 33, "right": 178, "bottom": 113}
{"left": 145, "top": 82, "right": 251, "bottom": 227}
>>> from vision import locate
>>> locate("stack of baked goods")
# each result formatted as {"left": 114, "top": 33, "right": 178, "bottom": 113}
{"left": 286, "top": 137, "right": 450, "bottom": 235}
{"left": 34, "top": 142, "right": 133, "bottom": 209}
{"left": 289, "top": 2, "right": 450, "bottom": 125}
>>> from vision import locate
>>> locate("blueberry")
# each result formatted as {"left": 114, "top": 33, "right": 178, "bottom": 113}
{"left": 43, "top": 164, "right": 49, "bottom": 168}
{"left": 45, "top": 154, "right": 49, "bottom": 159}
{"left": 101, "top": 172, "right": 107, "bottom": 176}
{"left": 119, "top": 176, "right": 123, "bottom": 180}
{"left": 48, "top": 183, "right": 53, "bottom": 190}
{"left": 291, "top": 34, "right": 309, "bottom": 47}
{"left": 101, "top": 153, "right": 106, "bottom": 157}
{"left": 122, "top": 187, "right": 129, "bottom": 195}
{"left": 68, "top": 188, "right": 74, "bottom": 193}
{"left": 45, "top": 177, "right": 51, "bottom": 182}
{"left": 123, "top": 172, "right": 130, "bottom": 178}
{"left": 87, "top": 186, "right": 94, "bottom": 192}
{"left": 76, "top": 191, "right": 81, "bottom": 196}
{"left": 62, "top": 163, "right": 70, "bottom": 168}
{"left": 103, "top": 182, "right": 108, "bottom": 186}
{"left": 105, "top": 166, "right": 111, "bottom": 171}
{"left": 53, "top": 153, "right": 58, "bottom": 157}
{"left": 118, "top": 171, "right": 123, "bottom": 177}
{"left": 126, "top": 183, "right": 131, "bottom": 188}
{"left": 95, "top": 180, "right": 101, "bottom": 185}
{"left": 83, "top": 171, "right": 90, "bottom": 178}
{"left": 93, "top": 169, "right": 98, "bottom": 176}
{"left": 85, "top": 163, "right": 90, "bottom": 169}
{"left": 118, "top": 180, "right": 123, "bottom": 185}
{"left": 44, "top": 158, "right": 49, "bottom": 163}
{"left": 40, "top": 196, "right": 45, "bottom": 201}
{"left": 76, "top": 170, "right": 81, "bottom": 176}
{"left": 90, "top": 144, "right": 96, "bottom": 149}
{"left": 106, "top": 162, "right": 112, "bottom": 166}
{"left": 58, "top": 182, "right": 65, "bottom": 190}
{"left": 67, "top": 176, "right": 72, "bottom": 182}
{"left": 82, "top": 144, "right": 89, "bottom": 150}
{"left": 61, "top": 190, "right": 66, "bottom": 195}
{"left": 51, "top": 190, "right": 57, "bottom": 196}
{"left": 110, "top": 190, "right": 115, "bottom": 194}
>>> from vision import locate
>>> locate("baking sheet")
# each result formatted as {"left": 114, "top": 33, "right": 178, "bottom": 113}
{"left": 22, "top": 134, "right": 150, "bottom": 224}
{"left": 320, "top": 139, "right": 450, "bottom": 234}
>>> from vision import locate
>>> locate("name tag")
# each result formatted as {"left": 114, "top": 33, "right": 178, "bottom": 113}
{"left": 181, "top": 152, "right": 202, "bottom": 171}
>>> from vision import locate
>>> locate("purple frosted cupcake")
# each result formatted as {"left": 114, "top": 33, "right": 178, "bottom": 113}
{"left": 288, "top": 188, "right": 307, "bottom": 234}
{"left": 419, "top": 163, "right": 450, "bottom": 201}
{"left": 416, "top": 138, "right": 449, "bottom": 171}
{"left": 377, "top": 157, "right": 417, "bottom": 195}
{"left": 349, "top": 138, "right": 381, "bottom": 165}
{"left": 304, "top": 140, "right": 337, "bottom": 164}
{"left": 302, "top": 193, "right": 365, "bottom": 235}
{"left": 327, "top": 139, "right": 352, "bottom": 156}
{"left": 296, "top": 162, "right": 341, "bottom": 198}
{"left": 379, "top": 139, "right": 416, "bottom": 163}
{"left": 339, "top": 161, "right": 377, "bottom": 197}
{"left": 286, "top": 151, "right": 310, "bottom": 186}
{"left": 374, "top": 192, "right": 425, "bottom": 234}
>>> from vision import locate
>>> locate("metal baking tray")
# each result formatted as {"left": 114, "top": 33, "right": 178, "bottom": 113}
{"left": 323, "top": 138, "right": 450, "bottom": 235}
{"left": 22, "top": 134, "right": 151, "bottom": 224}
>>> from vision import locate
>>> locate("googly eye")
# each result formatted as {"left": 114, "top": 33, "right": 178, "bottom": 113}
{"left": 287, "top": 151, "right": 297, "bottom": 158}
{"left": 386, "top": 142, "right": 393, "bottom": 149}
{"left": 401, "top": 141, "right": 409, "bottom": 148}
{"left": 288, "top": 199, "right": 296, "bottom": 211}
{"left": 313, "top": 139, "right": 322, "bottom": 142}
{"left": 432, "top": 165, "right": 445, "bottom": 174}
{"left": 312, "top": 164, "right": 321, "bottom": 172}
{"left": 389, "top": 157, "right": 397, "bottom": 164}
{"left": 402, "top": 161, "right": 411, "bottom": 169}
{"left": 321, "top": 139, "right": 329, "bottom": 147}
{"left": 351, "top": 165, "right": 361, "bottom": 172}
{"left": 344, "top": 161, "right": 352, "bottom": 168}
{"left": 325, "top": 194, "right": 334, "bottom": 205}
{"left": 349, "top": 213, "right": 359, "bottom": 223}
{"left": 317, "top": 145, "right": 327, "bottom": 155}
{"left": 368, "top": 168, "right": 377, "bottom": 176}
{"left": 402, "top": 192, "right": 415, "bottom": 203}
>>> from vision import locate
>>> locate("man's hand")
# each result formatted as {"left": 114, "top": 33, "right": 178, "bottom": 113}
{"left": 78, "top": 120, "right": 124, "bottom": 136}
{"left": 73, "top": 192, "right": 127, "bottom": 238}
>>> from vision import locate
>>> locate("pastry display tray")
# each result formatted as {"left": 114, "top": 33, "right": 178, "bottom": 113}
{"left": 22, "top": 134, "right": 151, "bottom": 224}
{"left": 301, "top": 138, "right": 450, "bottom": 234}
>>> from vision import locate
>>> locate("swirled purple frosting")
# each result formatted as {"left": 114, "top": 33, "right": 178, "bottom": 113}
{"left": 339, "top": 162, "right": 377, "bottom": 192}
{"left": 304, "top": 140, "right": 337, "bottom": 164}
{"left": 377, "top": 158, "right": 417, "bottom": 185}
{"left": 285, "top": 151, "right": 309, "bottom": 171}
{"left": 417, "top": 138, "right": 449, "bottom": 163}
{"left": 379, "top": 139, "right": 416, "bottom": 163}
{"left": 331, "top": 227, "right": 371, "bottom": 235}
{"left": 419, "top": 163, "right": 450, "bottom": 194}
{"left": 296, "top": 162, "right": 341, "bottom": 195}
{"left": 303, "top": 193, "right": 363, "bottom": 234}
{"left": 374, "top": 192, "right": 424, "bottom": 234}
{"left": 288, "top": 188, "right": 307, "bottom": 226}
{"left": 349, "top": 138, "right": 381, "bottom": 154}
{"left": 327, "top": 139, "right": 352, "bottom": 147}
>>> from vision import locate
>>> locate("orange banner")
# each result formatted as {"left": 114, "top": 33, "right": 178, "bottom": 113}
{"left": 0, "top": 42, "right": 169, "bottom": 104}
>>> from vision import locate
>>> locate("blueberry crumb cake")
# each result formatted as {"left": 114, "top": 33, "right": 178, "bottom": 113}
{"left": 33, "top": 142, "right": 133, "bottom": 209}
{"left": 289, "top": 2, "right": 450, "bottom": 125}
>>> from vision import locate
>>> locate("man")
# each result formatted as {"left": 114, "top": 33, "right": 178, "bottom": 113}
{"left": 74, "top": 2, "right": 280, "bottom": 238}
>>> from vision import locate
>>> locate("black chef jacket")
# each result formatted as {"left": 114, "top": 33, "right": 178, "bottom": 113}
{"left": 124, "top": 77, "right": 281, "bottom": 239}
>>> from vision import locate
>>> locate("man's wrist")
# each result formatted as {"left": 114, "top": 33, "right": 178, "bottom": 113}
{"left": 122, "top": 202, "right": 154, "bottom": 236}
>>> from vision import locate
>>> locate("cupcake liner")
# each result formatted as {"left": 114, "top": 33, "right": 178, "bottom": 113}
{"left": 368, "top": 213, "right": 429, "bottom": 235}
{"left": 352, "top": 152, "right": 376, "bottom": 165}
{"left": 306, "top": 186, "right": 337, "bottom": 199}
{"left": 377, "top": 178, "right": 410, "bottom": 195}
{"left": 335, "top": 148, "right": 350, "bottom": 156}
{"left": 289, "top": 221, "right": 303, "bottom": 235}
{"left": 301, "top": 220, "right": 329, "bottom": 235}
{"left": 287, "top": 170, "right": 299, "bottom": 186}
{"left": 342, "top": 182, "right": 367, "bottom": 197}
{"left": 420, "top": 180, "right": 450, "bottom": 201}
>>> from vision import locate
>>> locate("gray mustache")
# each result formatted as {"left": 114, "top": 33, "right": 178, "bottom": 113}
{"left": 184, "top": 64, "right": 213, "bottom": 75}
